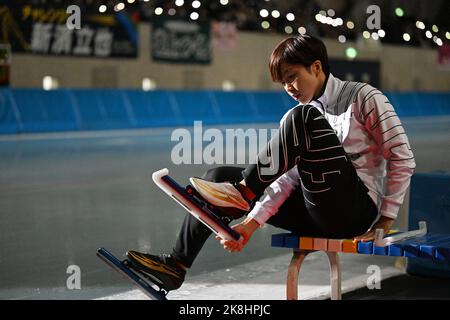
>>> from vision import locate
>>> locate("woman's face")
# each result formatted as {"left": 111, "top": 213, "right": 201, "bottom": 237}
{"left": 280, "top": 62, "right": 324, "bottom": 104}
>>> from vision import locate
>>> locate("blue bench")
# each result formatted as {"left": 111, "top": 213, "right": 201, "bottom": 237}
{"left": 272, "top": 172, "right": 450, "bottom": 300}
{"left": 271, "top": 221, "right": 450, "bottom": 300}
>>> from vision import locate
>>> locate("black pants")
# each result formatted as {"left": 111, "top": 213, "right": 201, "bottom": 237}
{"left": 172, "top": 105, "right": 378, "bottom": 268}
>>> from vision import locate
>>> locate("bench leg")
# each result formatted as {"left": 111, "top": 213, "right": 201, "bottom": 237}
{"left": 286, "top": 249, "right": 310, "bottom": 300}
{"left": 325, "top": 251, "right": 342, "bottom": 300}
{"left": 286, "top": 250, "right": 342, "bottom": 300}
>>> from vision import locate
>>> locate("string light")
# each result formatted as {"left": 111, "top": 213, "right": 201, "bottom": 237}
{"left": 415, "top": 20, "right": 442, "bottom": 45}
{"left": 416, "top": 21, "right": 425, "bottom": 29}
{"left": 395, "top": 8, "right": 404, "bottom": 17}
{"left": 330, "top": 17, "right": 340, "bottom": 25}
{"left": 190, "top": 12, "right": 199, "bottom": 20}
{"left": 259, "top": 9, "right": 269, "bottom": 18}
{"left": 99, "top": 5, "right": 107, "bottom": 13}
{"left": 315, "top": 12, "right": 343, "bottom": 27}
{"left": 129, "top": 2, "right": 446, "bottom": 49}
{"left": 345, "top": 47, "right": 357, "bottom": 59}
{"left": 432, "top": 36, "right": 443, "bottom": 47}
{"left": 114, "top": 3, "right": 125, "bottom": 12}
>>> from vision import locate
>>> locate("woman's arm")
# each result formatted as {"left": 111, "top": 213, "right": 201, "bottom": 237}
{"left": 352, "top": 85, "right": 415, "bottom": 241}
{"left": 358, "top": 86, "right": 416, "bottom": 220}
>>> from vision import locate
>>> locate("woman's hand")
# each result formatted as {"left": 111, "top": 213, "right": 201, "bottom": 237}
{"left": 353, "top": 216, "right": 395, "bottom": 242}
{"left": 215, "top": 217, "right": 260, "bottom": 253}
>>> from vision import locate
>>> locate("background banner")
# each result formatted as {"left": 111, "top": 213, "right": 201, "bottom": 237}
{"left": 151, "top": 17, "right": 211, "bottom": 64}
{"left": 0, "top": 1, "right": 138, "bottom": 58}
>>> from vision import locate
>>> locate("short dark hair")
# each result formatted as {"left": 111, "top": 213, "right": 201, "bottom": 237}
{"left": 269, "top": 35, "right": 330, "bottom": 82}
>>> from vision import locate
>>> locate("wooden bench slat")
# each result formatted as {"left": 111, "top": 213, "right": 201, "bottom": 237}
{"left": 299, "top": 237, "right": 314, "bottom": 250}
{"left": 313, "top": 238, "right": 328, "bottom": 251}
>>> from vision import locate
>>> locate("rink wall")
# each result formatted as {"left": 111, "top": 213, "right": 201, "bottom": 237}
{"left": 1, "top": 89, "right": 450, "bottom": 134}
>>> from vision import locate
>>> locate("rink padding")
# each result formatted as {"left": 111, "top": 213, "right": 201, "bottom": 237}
{"left": 1, "top": 89, "right": 449, "bottom": 134}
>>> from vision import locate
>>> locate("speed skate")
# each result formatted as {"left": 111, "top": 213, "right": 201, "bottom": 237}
{"left": 152, "top": 168, "right": 241, "bottom": 242}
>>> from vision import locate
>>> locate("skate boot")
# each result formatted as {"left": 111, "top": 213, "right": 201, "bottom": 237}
{"left": 126, "top": 251, "right": 186, "bottom": 291}
{"left": 189, "top": 177, "right": 254, "bottom": 212}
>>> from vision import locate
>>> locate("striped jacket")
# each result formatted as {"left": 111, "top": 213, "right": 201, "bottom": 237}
{"left": 248, "top": 73, "right": 416, "bottom": 225}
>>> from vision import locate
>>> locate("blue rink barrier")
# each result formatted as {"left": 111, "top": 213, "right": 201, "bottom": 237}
{"left": 407, "top": 172, "right": 450, "bottom": 278}
{"left": 1, "top": 89, "right": 450, "bottom": 134}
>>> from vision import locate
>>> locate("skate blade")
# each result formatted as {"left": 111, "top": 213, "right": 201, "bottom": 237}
{"left": 96, "top": 248, "right": 168, "bottom": 300}
{"left": 124, "top": 260, "right": 170, "bottom": 293}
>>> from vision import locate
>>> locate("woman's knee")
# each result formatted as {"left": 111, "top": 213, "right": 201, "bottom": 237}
{"left": 288, "top": 104, "right": 320, "bottom": 124}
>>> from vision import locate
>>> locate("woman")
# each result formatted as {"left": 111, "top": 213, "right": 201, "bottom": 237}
{"left": 126, "top": 35, "right": 416, "bottom": 292}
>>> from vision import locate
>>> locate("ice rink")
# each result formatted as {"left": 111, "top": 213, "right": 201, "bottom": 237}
{"left": 1, "top": 116, "right": 450, "bottom": 299}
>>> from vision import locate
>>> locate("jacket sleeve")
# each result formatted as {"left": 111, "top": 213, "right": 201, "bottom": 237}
{"left": 357, "top": 86, "right": 416, "bottom": 219}
{"left": 247, "top": 167, "right": 300, "bottom": 226}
